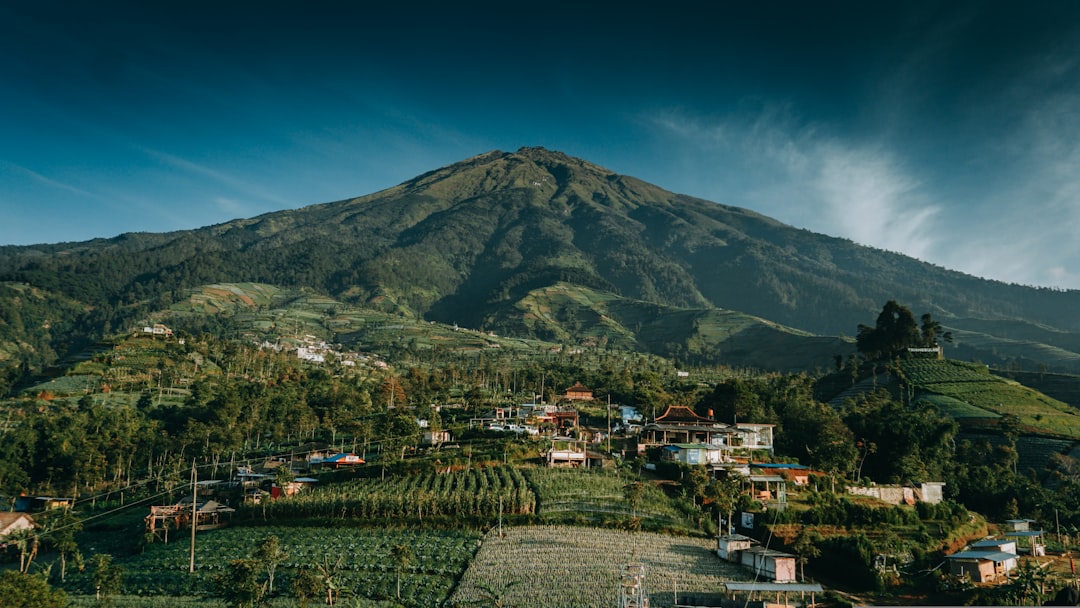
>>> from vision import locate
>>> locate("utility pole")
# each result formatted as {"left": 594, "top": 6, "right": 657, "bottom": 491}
{"left": 189, "top": 460, "right": 197, "bottom": 574}
{"left": 606, "top": 394, "right": 612, "bottom": 453}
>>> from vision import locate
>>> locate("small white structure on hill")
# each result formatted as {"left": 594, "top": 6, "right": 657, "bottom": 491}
{"left": 716, "top": 534, "right": 796, "bottom": 582}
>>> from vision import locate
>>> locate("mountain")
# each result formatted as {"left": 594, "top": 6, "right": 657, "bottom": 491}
{"left": 2, "top": 146, "right": 1080, "bottom": 374}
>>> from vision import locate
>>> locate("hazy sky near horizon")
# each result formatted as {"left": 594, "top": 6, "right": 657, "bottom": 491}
{"left": 3, "top": 1, "right": 1080, "bottom": 289}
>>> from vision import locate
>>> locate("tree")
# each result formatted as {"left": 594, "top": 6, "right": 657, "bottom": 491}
{"left": 776, "top": 399, "right": 856, "bottom": 478}
{"left": 215, "top": 558, "right": 267, "bottom": 608}
{"left": 919, "top": 313, "right": 952, "bottom": 347}
{"left": 705, "top": 476, "right": 743, "bottom": 535}
{"left": 683, "top": 465, "right": 710, "bottom": 506}
{"left": 1001, "top": 559, "right": 1048, "bottom": 605}
{"left": 254, "top": 535, "right": 288, "bottom": 595}
{"left": 623, "top": 481, "right": 645, "bottom": 518}
{"left": 790, "top": 527, "right": 822, "bottom": 582}
{"left": 0, "top": 571, "right": 66, "bottom": 608}
{"left": 391, "top": 543, "right": 415, "bottom": 600}
{"left": 6, "top": 528, "right": 35, "bottom": 574}
{"left": 856, "top": 301, "right": 921, "bottom": 360}
{"left": 291, "top": 568, "right": 322, "bottom": 608}
{"left": 40, "top": 508, "right": 81, "bottom": 582}
{"left": 272, "top": 467, "right": 295, "bottom": 497}
{"left": 316, "top": 555, "right": 344, "bottom": 606}
{"left": 91, "top": 553, "right": 124, "bottom": 605}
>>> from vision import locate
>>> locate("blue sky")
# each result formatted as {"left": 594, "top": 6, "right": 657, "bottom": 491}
{"left": 3, "top": 1, "right": 1080, "bottom": 289}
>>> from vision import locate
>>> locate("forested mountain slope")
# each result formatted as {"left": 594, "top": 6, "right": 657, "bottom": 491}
{"left": 2, "top": 147, "right": 1079, "bottom": 374}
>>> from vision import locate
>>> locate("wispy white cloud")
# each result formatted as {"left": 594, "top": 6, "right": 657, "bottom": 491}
{"left": 645, "top": 107, "right": 941, "bottom": 261}
{"left": 0, "top": 160, "right": 102, "bottom": 200}
{"left": 136, "top": 146, "right": 294, "bottom": 208}
{"left": 811, "top": 145, "right": 938, "bottom": 260}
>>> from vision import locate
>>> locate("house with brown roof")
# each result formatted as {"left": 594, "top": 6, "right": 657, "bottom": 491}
{"left": 640, "top": 406, "right": 738, "bottom": 448}
{"left": 562, "top": 382, "right": 594, "bottom": 401}
{"left": 0, "top": 512, "right": 35, "bottom": 538}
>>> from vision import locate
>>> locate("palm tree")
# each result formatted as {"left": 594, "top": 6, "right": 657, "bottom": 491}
{"left": 6, "top": 528, "right": 37, "bottom": 574}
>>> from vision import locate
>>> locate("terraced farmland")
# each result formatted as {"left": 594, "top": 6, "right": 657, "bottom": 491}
{"left": 901, "top": 359, "right": 1080, "bottom": 438}
{"left": 449, "top": 525, "right": 753, "bottom": 608}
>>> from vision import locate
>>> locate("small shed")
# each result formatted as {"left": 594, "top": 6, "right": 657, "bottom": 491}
{"left": 946, "top": 550, "right": 1017, "bottom": 583}
{"left": 547, "top": 439, "right": 587, "bottom": 467}
{"left": 748, "top": 474, "right": 787, "bottom": 508}
{"left": 716, "top": 533, "right": 797, "bottom": 583}
{"left": 751, "top": 463, "right": 812, "bottom": 486}
{"left": 739, "top": 546, "right": 797, "bottom": 583}
{"left": 717, "top": 533, "right": 755, "bottom": 560}
{"left": 562, "top": 382, "right": 593, "bottom": 401}
{"left": 1005, "top": 529, "right": 1046, "bottom": 556}
{"left": 1006, "top": 518, "right": 1036, "bottom": 532}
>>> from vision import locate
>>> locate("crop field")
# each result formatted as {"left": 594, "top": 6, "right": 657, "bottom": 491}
{"left": 251, "top": 465, "right": 536, "bottom": 521}
{"left": 902, "top": 359, "right": 1080, "bottom": 438}
{"left": 523, "top": 466, "right": 694, "bottom": 526}
{"left": 449, "top": 525, "right": 753, "bottom": 608}
{"left": 21, "top": 373, "right": 100, "bottom": 396}
{"left": 64, "top": 525, "right": 481, "bottom": 606}
{"left": 915, "top": 393, "right": 999, "bottom": 418}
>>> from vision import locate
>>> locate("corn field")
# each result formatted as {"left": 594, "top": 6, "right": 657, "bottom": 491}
{"left": 248, "top": 465, "right": 536, "bottom": 521}
{"left": 449, "top": 525, "right": 754, "bottom": 608}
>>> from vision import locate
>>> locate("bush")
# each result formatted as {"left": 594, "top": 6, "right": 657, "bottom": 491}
{"left": 816, "top": 533, "right": 882, "bottom": 591}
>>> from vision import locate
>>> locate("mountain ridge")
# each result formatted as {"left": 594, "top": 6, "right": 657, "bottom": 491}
{"left": 2, "top": 146, "right": 1079, "bottom": 374}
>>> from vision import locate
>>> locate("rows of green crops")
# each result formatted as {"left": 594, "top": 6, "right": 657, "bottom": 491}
{"left": 249, "top": 465, "right": 536, "bottom": 521}
{"left": 64, "top": 526, "right": 480, "bottom": 606}
{"left": 523, "top": 466, "right": 689, "bottom": 522}
{"left": 901, "top": 359, "right": 994, "bottom": 385}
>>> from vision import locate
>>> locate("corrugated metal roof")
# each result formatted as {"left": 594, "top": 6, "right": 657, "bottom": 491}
{"left": 947, "top": 550, "right": 1016, "bottom": 562}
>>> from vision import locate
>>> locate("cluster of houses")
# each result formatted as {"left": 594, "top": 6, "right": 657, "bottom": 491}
{"left": 140, "top": 323, "right": 174, "bottom": 338}
{"left": 142, "top": 449, "right": 370, "bottom": 535}
{"left": 945, "top": 519, "right": 1046, "bottom": 584}
{"left": 258, "top": 335, "right": 385, "bottom": 369}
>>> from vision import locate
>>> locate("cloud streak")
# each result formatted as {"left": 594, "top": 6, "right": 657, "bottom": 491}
{"left": 648, "top": 108, "right": 942, "bottom": 261}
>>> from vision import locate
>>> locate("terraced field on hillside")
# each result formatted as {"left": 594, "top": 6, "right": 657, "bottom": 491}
{"left": 901, "top": 359, "right": 1080, "bottom": 439}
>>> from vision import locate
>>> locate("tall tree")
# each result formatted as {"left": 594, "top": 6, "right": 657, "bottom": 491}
{"left": 254, "top": 535, "right": 287, "bottom": 595}
{"left": 705, "top": 476, "right": 743, "bottom": 535}
{"left": 391, "top": 543, "right": 415, "bottom": 600}
{"left": 91, "top": 553, "right": 124, "bottom": 604}
{"left": 856, "top": 300, "right": 921, "bottom": 360}
{"left": 919, "top": 313, "right": 953, "bottom": 347}
{"left": 215, "top": 558, "right": 267, "bottom": 608}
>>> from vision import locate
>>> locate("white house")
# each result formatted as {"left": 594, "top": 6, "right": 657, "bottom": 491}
{"left": 662, "top": 443, "right": 725, "bottom": 465}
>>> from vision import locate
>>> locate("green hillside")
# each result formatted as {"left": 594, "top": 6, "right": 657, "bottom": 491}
{"left": 902, "top": 358, "right": 1080, "bottom": 438}
{"left": 3, "top": 148, "right": 1080, "bottom": 377}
